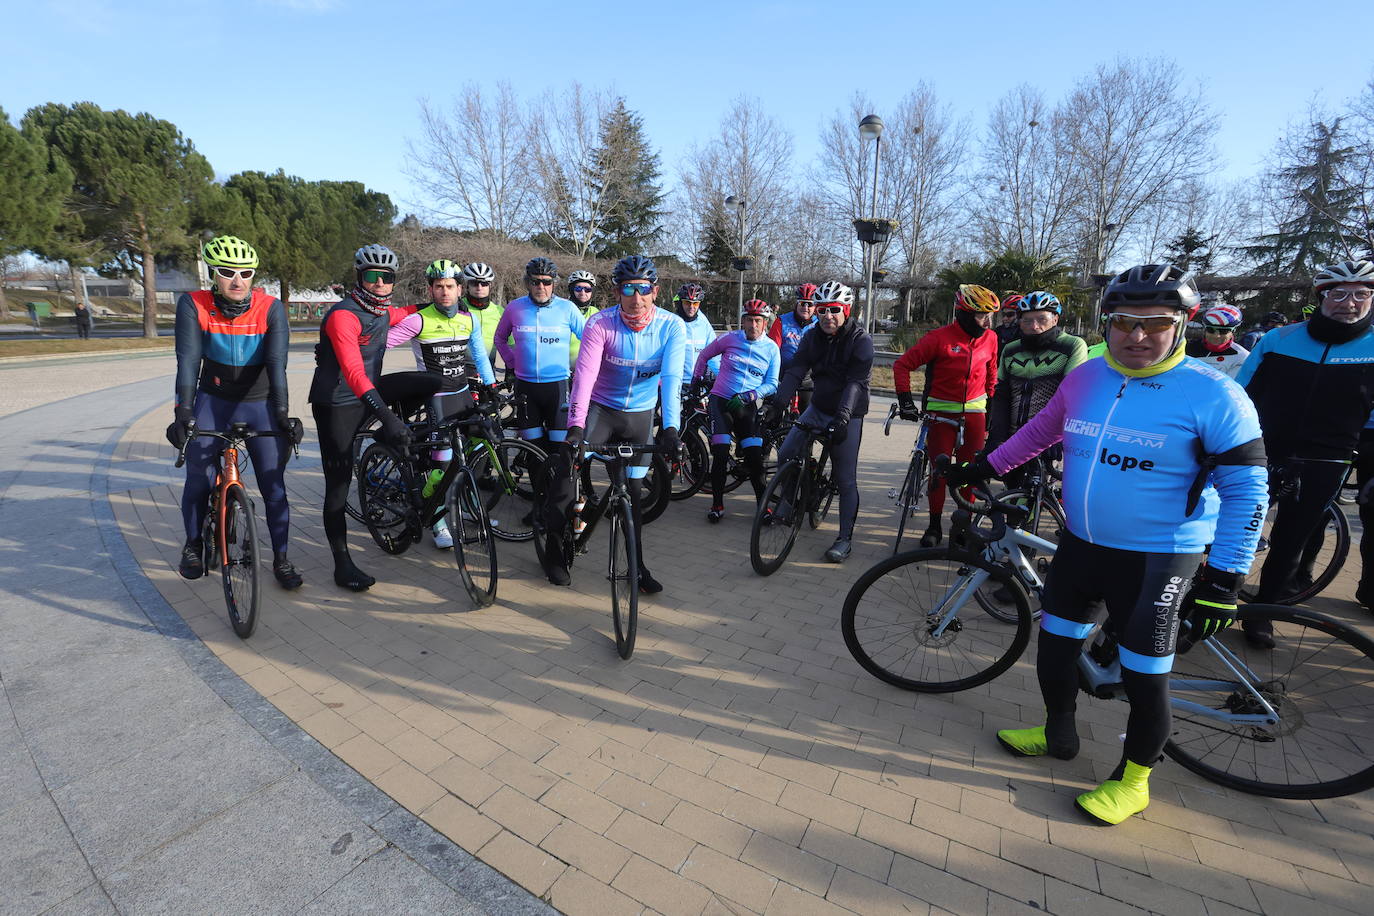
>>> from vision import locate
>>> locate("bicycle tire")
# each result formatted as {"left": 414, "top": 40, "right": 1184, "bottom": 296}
{"left": 201, "top": 512, "right": 220, "bottom": 572}
{"left": 641, "top": 453, "right": 672, "bottom": 524}
{"left": 1164, "top": 603, "right": 1374, "bottom": 799}
{"left": 807, "top": 451, "right": 835, "bottom": 529}
{"left": 751, "top": 460, "right": 806, "bottom": 576}
{"left": 1239, "top": 503, "right": 1350, "bottom": 605}
{"left": 842, "top": 547, "right": 1034, "bottom": 692}
{"left": 469, "top": 437, "right": 544, "bottom": 542}
{"left": 669, "top": 421, "right": 710, "bottom": 500}
{"left": 973, "top": 487, "right": 1066, "bottom": 624}
{"left": 357, "top": 441, "right": 420, "bottom": 554}
{"left": 608, "top": 496, "right": 639, "bottom": 659}
{"left": 220, "top": 484, "right": 261, "bottom": 639}
{"left": 450, "top": 467, "right": 498, "bottom": 607}
{"left": 893, "top": 451, "right": 926, "bottom": 554}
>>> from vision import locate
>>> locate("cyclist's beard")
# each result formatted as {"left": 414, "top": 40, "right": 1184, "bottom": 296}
{"left": 530, "top": 288, "right": 553, "bottom": 306}
{"left": 1308, "top": 308, "right": 1373, "bottom": 344}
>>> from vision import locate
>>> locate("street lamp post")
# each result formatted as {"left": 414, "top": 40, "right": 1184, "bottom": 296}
{"left": 725, "top": 195, "right": 751, "bottom": 328}
{"left": 1090, "top": 221, "right": 1119, "bottom": 327}
{"left": 858, "top": 115, "right": 883, "bottom": 333}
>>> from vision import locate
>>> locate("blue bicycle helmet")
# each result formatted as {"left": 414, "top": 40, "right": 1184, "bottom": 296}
{"left": 612, "top": 255, "right": 658, "bottom": 285}
{"left": 1017, "top": 291, "right": 1062, "bottom": 315}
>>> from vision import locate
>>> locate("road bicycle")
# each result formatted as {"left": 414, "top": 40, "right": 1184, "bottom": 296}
{"left": 884, "top": 404, "right": 966, "bottom": 553}
{"left": 671, "top": 384, "right": 795, "bottom": 502}
{"left": 354, "top": 386, "right": 503, "bottom": 607}
{"left": 749, "top": 420, "right": 836, "bottom": 576}
{"left": 841, "top": 477, "right": 1374, "bottom": 799}
{"left": 534, "top": 442, "right": 663, "bottom": 659}
{"left": 174, "top": 422, "right": 296, "bottom": 638}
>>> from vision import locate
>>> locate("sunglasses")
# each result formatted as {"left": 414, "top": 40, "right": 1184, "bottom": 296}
{"left": 361, "top": 269, "right": 395, "bottom": 284}
{"left": 1104, "top": 313, "right": 1180, "bottom": 335}
{"left": 815, "top": 305, "right": 846, "bottom": 316}
{"left": 467, "top": 279, "right": 491, "bottom": 287}
{"left": 621, "top": 282, "right": 654, "bottom": 296}
{"left": 1203, "top": 327, "right": 1232, "bottom": 335}
{"left": 571, "top": 285, "right": 594, "bottom": 294}
{"left": 214, "top": 267, "right": 255, "bottom": 281}
{"left": 1324, "top": 288, "right": 1374, "bottom": 303}
{"left": 528, "top": 277, "right": 555, "bottom": 286}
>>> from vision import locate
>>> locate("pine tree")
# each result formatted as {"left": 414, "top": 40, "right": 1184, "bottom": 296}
{"left": 0, "top": 106, "right": 71, "bottom": 320}
{"left": 1243, "top": 119, "right": 1363, "bottom": 277}
{"left": 695, "top": 209, "right": 735, "bottom": 275}
{"left": 1163, "top": 227, "right": 1217, "bottom": 275}
{"left": 587, "top": 101, "right": 665, "bottom": 259}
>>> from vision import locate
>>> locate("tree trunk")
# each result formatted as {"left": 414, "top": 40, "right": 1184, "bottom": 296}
{"left": 280, "top": 278, "right": 292, "bottom": 306}
{"left": 139, "top": 218, "right": 158, "bottom": 338}
{"left": 0, "top": 280, "right": 9, "bottom": 323}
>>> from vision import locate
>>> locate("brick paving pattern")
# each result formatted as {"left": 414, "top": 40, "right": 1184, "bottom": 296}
{"left": 111, "top": 373, "right": 1374, "bottom": 916}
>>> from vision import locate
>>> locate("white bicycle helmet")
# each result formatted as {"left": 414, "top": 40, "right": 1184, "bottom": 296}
{"left": 814, "top": 280, "right": 855, "bottom": 307}
{"left": 1313, "top": 260, "right": 1374, "bottom": 291}
{"left": 568, "top": 269, "right": 597, "bottom": 288}
{"left": 354, "top": 244, "right": 398, "bottom": 271}
{"left": 461, "top": 262, "right": 495, "bottom": 283}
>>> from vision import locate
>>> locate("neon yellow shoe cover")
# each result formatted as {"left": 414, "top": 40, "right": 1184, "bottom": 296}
{"left": 997, "top": 726, "right": 1049, "bottom": 757}
{"left": 1075, "top": 760, "right": 1152, "bottom": 825}
{"left": 422, "top": 468, "right": 444, "bottom": 499}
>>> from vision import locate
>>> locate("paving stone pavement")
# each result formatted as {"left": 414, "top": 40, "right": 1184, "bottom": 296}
{"left": 101, "top": 365, "right": 1374, "bottom": 916}
{"left": 0, "top": 354, "right": 545, "bottom": 915}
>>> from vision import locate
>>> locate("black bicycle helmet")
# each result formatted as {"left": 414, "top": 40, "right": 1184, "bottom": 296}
{"left": 525, "top": 257, "right": 558, "bottom": 279}
{"left": 612, "top": 255, "right": 658, "bottom": 285}
{"left": 1101, "top": 264, "right": 1201, "bottom": 319}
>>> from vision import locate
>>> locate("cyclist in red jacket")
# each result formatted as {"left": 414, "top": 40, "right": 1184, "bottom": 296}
{"left": 893, "top": 284, "right": 1001, "bottom": 546}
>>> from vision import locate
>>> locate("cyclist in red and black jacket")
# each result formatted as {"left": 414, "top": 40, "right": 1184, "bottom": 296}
{"left": 169, "top": 235, "right": 304, "bottom": 590}
{"left": 892, "top": 284, "right": 1001, "bottom": 546}
{"left": 308, "top": 244, "right": 419, "bottom": 592}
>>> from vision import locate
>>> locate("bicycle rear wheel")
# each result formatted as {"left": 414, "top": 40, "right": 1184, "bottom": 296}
{"left": 1165, "top": 604, "right": 1374, "bottom": 798}
{"left": 1239, "top": 503, "right": 1350, "bottom": 605}
{"left": 807, "top": 452, "right": 835, "bottom": 529}
{"left": 357, "top": 441, "right": 419, "bottom": 554}
{"left": 220, "top": 484, "right": 261, "bottom": 639}
{"left": 893, "top": 451, "right": 926, "bottom": 554}
{"left": 608, "top": 497, "right": 639, "bottom": 659}
{"left": 669, "top": 422, "right": 710, "bottom": 500}
{"left": 449, "top": 467, "right": 498, "bottom": 607}
{"left": 751, "top": 460, "right": 806, "bottom": 576}
{"left": 842, "top": 548, "right": 1033, "bottom": 692}
{"left": 469, "top": 437, "right": 544, "bottom": 542}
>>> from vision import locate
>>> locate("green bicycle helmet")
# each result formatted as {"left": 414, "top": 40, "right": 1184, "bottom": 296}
{"left": 202, "top": 235, "right": 259, "bottom": 270}
{"left": 425, "top": 259, "right": 462, "bottom": 280}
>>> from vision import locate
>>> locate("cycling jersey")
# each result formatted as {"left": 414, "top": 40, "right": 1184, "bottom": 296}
{"left": 463, "top": 296, "right": 505, "bottom": 360}
{"left": 893, "top": 322, "right": 998, "bottom": 412}
{"left": 569, "top": 303, "right": 602, "bottom": 363}
{"left": 1185, "top": 339, "right": 1249, "bottom": 379}
{"left": 767, "top": 311, "right": 816, "bottom": 368}
{"left": 1235, "top": 321, "right": 1374, "bottom": 460}
{"left": 681, "top": 311, "right": 719, "bottom": 376}
{"left": 493, "top": 295, "right": 585, "bottom": 383}
{"left": 989, "top": 353, "right": 1267, "bottom": 573}
{"left": 308, "top": 296, "right": 418, "bottom": 406}
{"left": 989, "top": 328, "right": 1087, "bottom": 443}
{"left": 693, "top": 330, "right": 780, "bottom": 401}
{"left": 776, "top": 320, "right": 874, "bottom": 418}
{"left": 568, "top": 306, "right": 687, "bottom": 430}
{"left": 174, "top": 290, "right": 289, "bottom": 415}
{"left": 386, "top": 303, "right": 496, "bottom": 390}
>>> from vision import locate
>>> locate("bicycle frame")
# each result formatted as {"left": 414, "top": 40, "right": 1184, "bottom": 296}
{"left": 573, "top": 445, "right": 642, "bottom": 554}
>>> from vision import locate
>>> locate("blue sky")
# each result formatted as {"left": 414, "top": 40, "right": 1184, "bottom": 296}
{"left": 6, "top": 0, "right": 1371, "bottom": 216}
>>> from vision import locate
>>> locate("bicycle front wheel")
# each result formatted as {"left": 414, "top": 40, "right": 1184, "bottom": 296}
{"left": 357, "top": 441, "right": 419, "bottom": 554}
{"left": 893, "top": 451, "right": 926, "bottom": 554}
{"left": 449, "top": 467, "right": 498, "bottom": 607}
{"left": 608, "top": 497, "right": 639, "bottom": 659}
{"left": 1165, "top": 604, "right": 1374, "bottom": 798}
{"left": 220, "top": 484, "right": 261, "bottom": 639}
{"left": 842, "top": 548, "right": 1033, "bottom": 692}
{"left": 469, "top": 437, "right": 544, "bottom": 542}
{"left": 751, "top": 460, "right": 806, "bottom": 576}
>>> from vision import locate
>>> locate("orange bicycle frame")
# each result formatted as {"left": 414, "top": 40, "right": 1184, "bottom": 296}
{"left": 212, "top": 443, "right": 243, "bottom": 562}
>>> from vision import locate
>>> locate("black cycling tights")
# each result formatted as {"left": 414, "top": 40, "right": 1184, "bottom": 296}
{"left": 710, "top": 444, "right": 764, "bottom": 504}
{"left": 1038, "top": 631, "right": 1170, "bottom": 771}
{"left": 313, "top": 403, "right": 376, "bottom": 590}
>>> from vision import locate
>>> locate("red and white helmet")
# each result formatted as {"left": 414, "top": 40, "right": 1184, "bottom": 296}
{"left": 742, "top": 298, "right": 773, "bottom": 319}
{"left": 796, "top": 283, "right": 819, "bottom": 303}
{"left": 1201, "top": 304, "right": 1243, "bottom": 329}
{"left": 814, "top": 281, "right": 855, "bottom": 316}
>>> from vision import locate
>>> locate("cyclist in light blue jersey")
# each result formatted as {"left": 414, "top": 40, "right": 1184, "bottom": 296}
{"left": 675, "top": 282, "right": 719, "bottom": 378}
{"left": 559, "top": 255, "right": 687, "bottom": 594}
{"left": 948, "top": 264, "right": 1268, "bottom": 827}
{"left": 493, "top": 257, "right": 586, "bottom": 455}
{"left": 692, "top": 298, "right": 781, "bottom": 521}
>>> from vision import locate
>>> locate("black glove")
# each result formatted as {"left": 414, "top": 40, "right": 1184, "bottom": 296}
{"left": 829, "top": 410, "right": 851, "bottom": 446}
{"left": 659, "top": 426, "right": 681, "bottom": 457}
{"left": 763, "top": 403, "right": 782, "bottom": 427}
{"left": 897, "top": 391, "right": 920, "bottom": 420}
{"left": 1181, "top": 566, "right": 1240, "bottom": 641}
{"left": 277, "top": 410, "right": 305, "bottom": 447}
{"left": 362, "top": 389, "right": 411, "bottom": 448}
{"left": 563, "top": 425, "right": 585, "bottom": 453}
{"left": 166, "top": 406, "right": 194, "bottom": 450}
{"left": 943, "top": 455, "right": 997, "bottom": 488}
